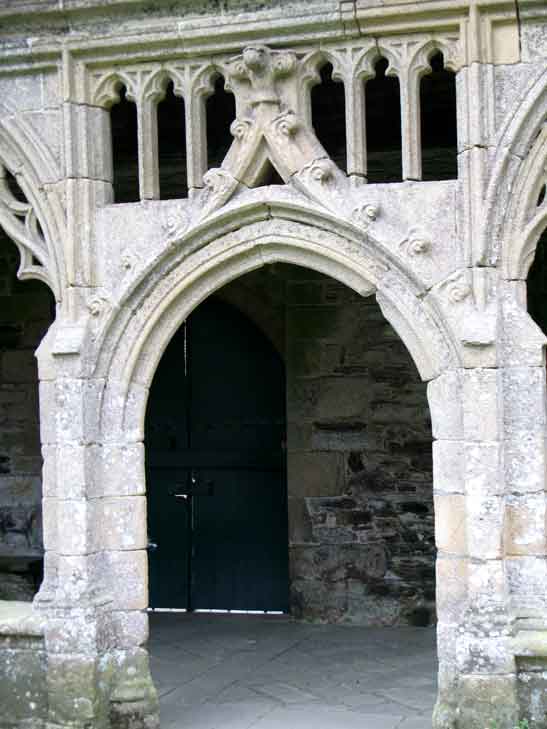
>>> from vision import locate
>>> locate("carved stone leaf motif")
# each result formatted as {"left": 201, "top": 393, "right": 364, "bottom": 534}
{"left": 161, "top": 208, "right": 189, "bottom": 240}
{"left": 0, "top": 164, "right": 53, "bottom": 290}
{"left": 203, "top": 168, "right": 235, "bottom": 198}
{"left": 195, "top": 167, "right": 239, "bottom": 222}
{"left": 230, "top": 118, "right": 253, "bottom": 141}
{"left": 300, "top": 158, "right": 335, "bottom": 185}
{"left": 438, "top": 272, "right": 472, "bottom": 304}
{"left": 399, "top": 228, "right": 432, "bottom": 257}
{"left": 87, "top": 295, "right": 110, "bottom": 318}
{"left": 271, "top": 111, "right": 300, "bottom": 139}
{"left": 352, "top": 203, "right": 380, "bottom": 230}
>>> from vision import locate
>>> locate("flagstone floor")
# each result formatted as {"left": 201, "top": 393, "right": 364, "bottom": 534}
{"left": 149, "top": 613, "right": 437, "bottom": 729}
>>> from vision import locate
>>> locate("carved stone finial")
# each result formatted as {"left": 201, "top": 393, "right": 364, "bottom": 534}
{"left": 228, "top": 45, "right": 297, "bottom": 107}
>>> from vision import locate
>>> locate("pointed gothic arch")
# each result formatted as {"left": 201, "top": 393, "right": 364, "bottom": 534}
{"left": 0, "top": 114, "right": 65, "bottom": 302}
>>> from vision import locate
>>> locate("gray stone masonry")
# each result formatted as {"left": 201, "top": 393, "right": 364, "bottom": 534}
{"left": 0, "top": 0, "right": 547, "bottom": 728}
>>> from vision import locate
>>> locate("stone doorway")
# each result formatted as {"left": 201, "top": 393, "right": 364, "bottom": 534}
{"left": 145, "top": 263, "right": 437, "bottom": 724}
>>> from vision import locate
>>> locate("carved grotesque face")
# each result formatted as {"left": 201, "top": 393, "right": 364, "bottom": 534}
{"left": 243, "top": 46, "right": 267, "bottom": 71}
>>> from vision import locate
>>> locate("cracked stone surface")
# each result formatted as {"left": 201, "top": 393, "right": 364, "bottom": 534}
{"left": 149, "top": 613, "right": 436, "bottom": 728}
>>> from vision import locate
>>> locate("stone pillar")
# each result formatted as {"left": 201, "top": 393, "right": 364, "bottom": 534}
{"left": 428, "top": 369, "right": 468, "bottom": 728}
{"left": 99, "top": 377, "right": 158, "bottom": 729}
{"left": 455, "top": 367, "right": 520, "bottom": 729}
{"left": 34, "top": 326, "right": 159, "bottom": 729}
{"left": 429, "top": 365, "right": 521, "bottom": 729}
{"left": 501, "top": 282, "right": 547, "bottom": 727}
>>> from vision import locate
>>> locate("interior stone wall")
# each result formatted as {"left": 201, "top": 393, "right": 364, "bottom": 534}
{"left": 0, "top": 234, "right": 53, "bottom": 600}
{"left": 217, "top": 264, "right": 435, "bottom": 626}
{"left": 283, "top": 268, "right": 435, "bottom": 626}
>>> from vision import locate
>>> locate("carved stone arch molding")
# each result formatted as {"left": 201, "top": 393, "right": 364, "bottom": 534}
{"left": 0, "top": 115, "right": 65, "bottom": 301}
{"left": 501, "top": 123, "right": 547, "bottom": 280}
{"left": 484, "top": 67, "right": 547, "bottom": 268}
{"left": 93, "top": 205, "right": 461, "bottom": 447}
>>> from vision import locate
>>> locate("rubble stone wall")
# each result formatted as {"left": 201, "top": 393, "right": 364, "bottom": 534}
{"left": 284, "top": 269, "right": 434, "bottom": 625}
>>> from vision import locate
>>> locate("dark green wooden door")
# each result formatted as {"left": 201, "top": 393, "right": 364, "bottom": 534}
{"left": 146, "top": 298, "right": 288, "bottom": 611}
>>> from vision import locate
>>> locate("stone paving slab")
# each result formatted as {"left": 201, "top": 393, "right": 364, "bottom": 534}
{"left": 149, "top": 614, "right": 437, "bottom": 728}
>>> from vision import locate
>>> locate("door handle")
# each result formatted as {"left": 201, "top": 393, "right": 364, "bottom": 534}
{"left": 147, "top": 540, "right": 158, "bottom": 551}
{"left": 173, "top": 493, "right": 188, "bottom": 500}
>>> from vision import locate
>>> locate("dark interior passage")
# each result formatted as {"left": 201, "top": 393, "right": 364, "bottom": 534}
{"left": 0, "top": 235, "right": 55, "bottom": 601}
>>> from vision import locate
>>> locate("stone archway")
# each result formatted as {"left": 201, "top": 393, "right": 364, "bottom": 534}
{"left": 33, "top": 198, "right": 537, "bottom": 729}
{"left": 79, "top": 208, "right": 474, "bottom": 727}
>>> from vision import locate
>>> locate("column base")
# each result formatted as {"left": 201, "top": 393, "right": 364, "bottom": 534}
{"left": 109, "top": 700, "right": 160, "bottom": 729}
{"left": 456, "top": 674, "right": 520, "bottom": 729}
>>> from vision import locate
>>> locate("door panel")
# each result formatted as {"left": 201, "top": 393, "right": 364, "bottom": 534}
{"left": 146, "top": 297, "right": 288, "bottom": 611}
{"left": 146, "top": 467, "right": 190, "bottom": 609}
{"left": 192, "top": 467, "right": 288, "bottom": 612}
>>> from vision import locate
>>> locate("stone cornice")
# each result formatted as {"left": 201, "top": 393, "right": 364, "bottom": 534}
{"left": 0, "top": 0, "right": 542, "bottom": 69}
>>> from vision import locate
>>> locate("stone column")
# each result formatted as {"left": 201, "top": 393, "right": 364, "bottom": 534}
{"left": 429, "top": 364, "right": 521, "bottom": 729}
{"left": 34, "top": 327, "right": 113, "bottom": 729}
{"left": 428, "top": 369, "right": 468, "bottom": 728}
{"left": 98, "top": 376, "right": 158, "bottom": 729}
{"left": 34, "top": 327, "right": 158, "bottom": 729}
{"left": 501, "top": 279, "right": 547, "bottom": 727}
{"left": 455, "top": 367, "right": 520, "bottom": 729}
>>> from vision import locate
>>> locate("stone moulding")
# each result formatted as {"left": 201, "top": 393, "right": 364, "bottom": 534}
{"left": 484, "top": 68, "right": 547, "bottom": 269}
{"left": 93, "top": 205, "right": 461, "bottom": 429}
{"left": 0, "top": 117, "right": 65, "bottom": 302}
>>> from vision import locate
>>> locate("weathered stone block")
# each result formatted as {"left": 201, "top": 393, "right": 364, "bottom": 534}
{"left": 506, "top": 556, "right": 547, "bottom": 613}
{"left": 500, "top": 280, "right": 547, "bottom": 367}
{"left": 462, "top": 368, "right": 501, "bottom": 441}
{"left": 427, "top": 370, "right": 463, "bottom": 440}
{"left": 465, "top": 441, "right": 503, "bottom": 496}
{"left": 434, "top": 493, "right": 466, "bottom": 555}
{"left": 96, "top": 443, "right": 145, "bottom": 498}
{"left": 433, "top": 440, "right": 464, "bottom": 495}
{"left": 97, "top": 496, "right": 147, "bottom": 552}
{"left": 517, "top": 656, "right": 547, "bottom": 727}
{"left": 109, "top": 610, "right": 148, "bottom": 650}
{"left": 457, "top": 674, "right": 519, "bottom": 729}
{"left": 504, "top": 434, "right": 547, "bottom": 494}
{"left": 435, "top": 556, "right": 467, "bottom": 623}
{"left": 106, "top": 550, "right": 148, "bottom": 610}
{"left": 287, "top": 497, "right": 313, "bottom": 543}
{"left": 47, "top": 652, "right": 108, "bottom": 725}
{"left": 465, "top": 491, "right": 504, "bottom": 560}
{"left": 467, "top": 560, "right": 505, "bottom": 609}
{"left": 0, "top": 642, "right": 47, "bottom": 723}
{"left": 502, "top": 366, "right": 547, "bottom": 437}
{"left": 287, "top": 339, "right": 322, "bottom": 376}
{"left": 287, "top": 451, "right": 344, "bottom": 498}
{"left": 505, "top": 493, "right": 546, "bottom": 556}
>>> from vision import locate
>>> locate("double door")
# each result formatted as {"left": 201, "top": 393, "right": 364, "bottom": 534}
{"left": 146, "top": 298, "right": 288, "bottom": 612}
